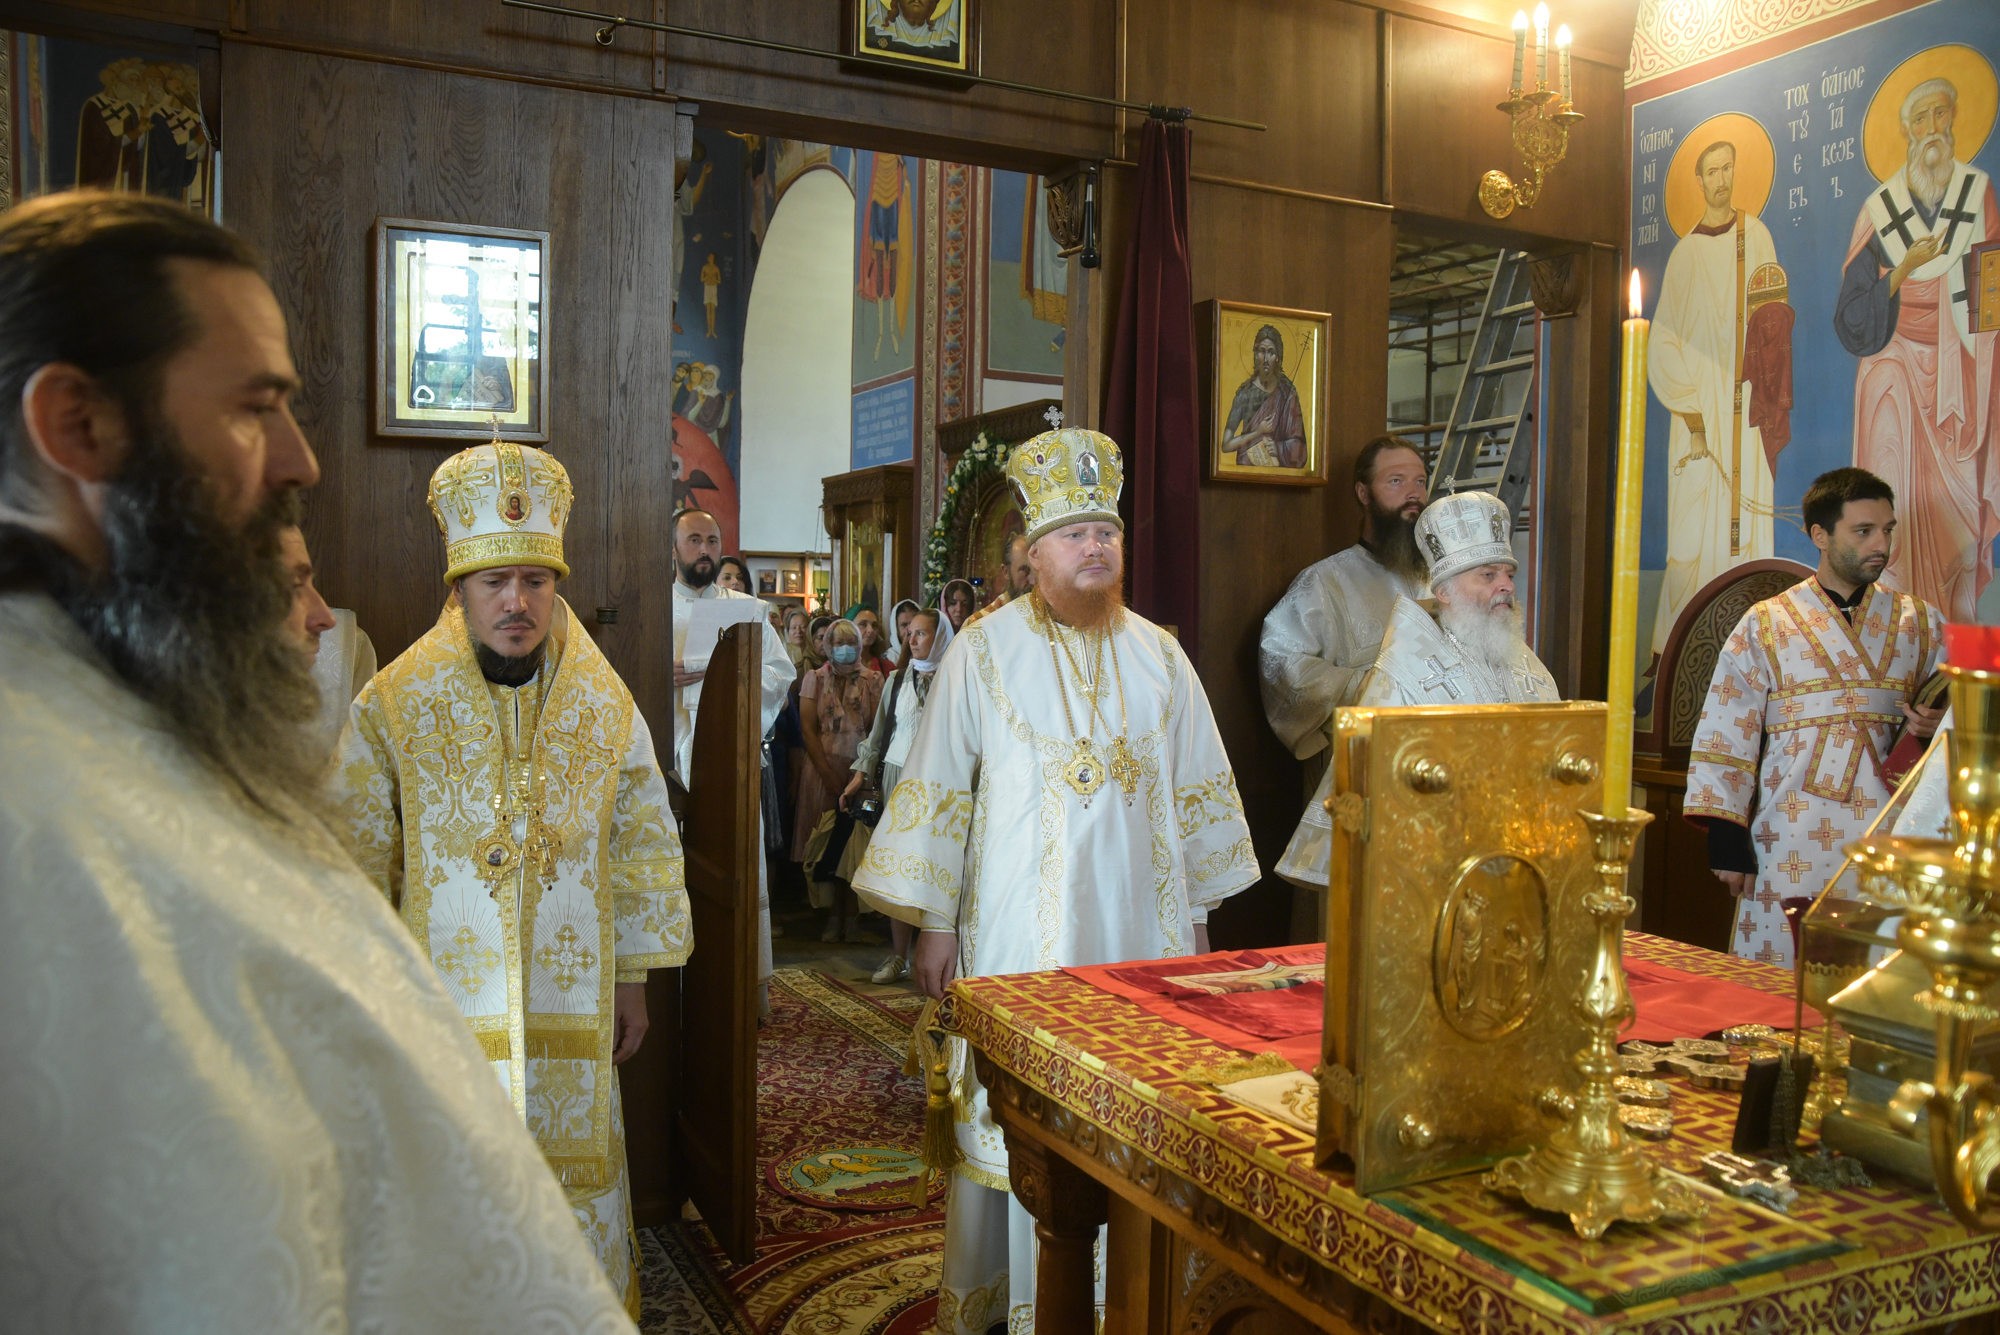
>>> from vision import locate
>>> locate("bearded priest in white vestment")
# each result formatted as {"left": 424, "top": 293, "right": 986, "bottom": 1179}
{"left": 1686, "top": 468, "right": 1943, "bottom": 966}
{"left": 335, "top": 439, "right": 691, "bottom": 1314}
{"left": 853, "top": 426, "right": 1259, "bottom": 1335}
{"left": 0, "top": 191, "right": 632, "bottom": 1330}
{"left": 1277, "top": 490, "right": 1560, "bottom": 889}
{"left": 1259, "top": 435, "right": 1429, "bottom": 776}
{"left": 670, "top": 506, "right": 793, "bottom": 1007}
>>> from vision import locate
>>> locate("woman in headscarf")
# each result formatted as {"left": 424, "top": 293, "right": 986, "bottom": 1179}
{"left": 940, "top": 578, "right": 977, "bottom": 634}
{"left": 843, "top": 606, "right": 952, "bottom": 981}
{"left": 794, "top": 618, "right": 885, "bottom": 941}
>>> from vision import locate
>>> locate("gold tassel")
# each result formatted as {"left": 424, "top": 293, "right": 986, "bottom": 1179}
{"left": 906, "top": 998, "right": 965, "bottom": 1181}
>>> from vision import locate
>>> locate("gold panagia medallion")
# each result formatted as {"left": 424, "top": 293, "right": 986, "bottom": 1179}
{"left": 1064, "top": 739, "right": 1106, "bottom": 805}
{"left": 475, "top": 828, "right": 521, "bottom": 887}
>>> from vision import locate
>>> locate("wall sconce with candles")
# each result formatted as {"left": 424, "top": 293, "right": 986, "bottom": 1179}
{"left": 1480, "top": 5, "right": 1583, "bottom": 219}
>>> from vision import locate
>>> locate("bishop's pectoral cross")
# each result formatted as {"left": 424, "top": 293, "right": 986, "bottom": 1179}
{"left": 1420, "top": 655, "right": 1467, "bottom": 700}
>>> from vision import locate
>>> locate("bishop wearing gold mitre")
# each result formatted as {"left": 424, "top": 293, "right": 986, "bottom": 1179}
{"left": 852, "top": 424, "right": 1259, "bottom": 1335}
{"left": 332, "top": 437, "right": 691, "bottom": 1315}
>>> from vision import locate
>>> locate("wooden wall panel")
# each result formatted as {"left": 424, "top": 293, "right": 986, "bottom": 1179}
{"left": 1121, "top": 0, "right": 1382, "bottom": 203}
{"left": 1181, "top": 180, "right": 1396, "bottom": 948}
{"left": 221, "top": 40, "right": 675, "bottom": 740}
{"left": 1390, "top": 16, "right": 1625, "bottom": 245}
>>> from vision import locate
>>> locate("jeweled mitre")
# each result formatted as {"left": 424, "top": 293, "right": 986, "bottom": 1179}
{"left": 1005, "top": 427, "right": 1125, "bottom": 544}
{"left": 1415, "top": 490, "right": 1514, "bottom": 589}
{"left": 426, "top": 439, "right": 574, "bottom": 582}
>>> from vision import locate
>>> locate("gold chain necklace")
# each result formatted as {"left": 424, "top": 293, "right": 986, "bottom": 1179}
{"left": 1041, "top": 595, "right": 1142, "bottom": 807}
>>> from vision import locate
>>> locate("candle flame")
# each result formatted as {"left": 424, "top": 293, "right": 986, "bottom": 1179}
{"left": 1513, "top": 9, "right": 1528, "bottom": 28}
{"left": 1556, "top": 23, "right": 1571, "bottom": 46}
{"left": 1533, "top": 2, "right": 1549, "bottom": 30}
{"left": 1629, "top": 269, "right": 1643, "bottom": 318}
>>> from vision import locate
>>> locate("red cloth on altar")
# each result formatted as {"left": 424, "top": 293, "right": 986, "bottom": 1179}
{"left": 1063, "top": 945, "right": 1817, "bottom": 1064}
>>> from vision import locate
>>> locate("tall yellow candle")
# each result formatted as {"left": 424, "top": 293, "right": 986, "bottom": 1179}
{"left": 1603, "top": 270, "right": 1648, "bottom": 818}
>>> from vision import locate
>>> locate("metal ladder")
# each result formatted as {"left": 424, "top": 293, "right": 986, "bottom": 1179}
{"left": 1428, "top": 249, "right": 1538, "bottom": 528}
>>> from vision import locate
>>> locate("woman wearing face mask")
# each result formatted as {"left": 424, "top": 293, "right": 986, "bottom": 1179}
{"left": 795, "top": 619, "right": 884, "bottom": 941}
{"left": 842, "top": 606, "right": 950, "bottom": 982}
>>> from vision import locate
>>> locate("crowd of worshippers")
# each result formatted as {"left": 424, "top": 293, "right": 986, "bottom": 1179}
{"left": 668, "top": 507, "right": 1036, "bottom": 987}
{"left": 1258, "top": 434, "right": 1947, "bottom": 965}
{"left": 0, "top": 188, "right": 1955, "bottom": 1330}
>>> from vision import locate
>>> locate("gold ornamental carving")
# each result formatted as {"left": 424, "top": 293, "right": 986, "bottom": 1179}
{"left": 1317, "top": 702, "right": 1612, "bottom": 1193}
{"left": 1845, "top": 660, "right": 2000, "bottom": 1231}
{"left": 1483, "top": 806, "right": 1703, "bottom": 1238}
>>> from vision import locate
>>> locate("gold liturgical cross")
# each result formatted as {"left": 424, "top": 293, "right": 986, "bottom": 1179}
{"left": 1107, "top": 737, "right": 1142, "bottom": 800}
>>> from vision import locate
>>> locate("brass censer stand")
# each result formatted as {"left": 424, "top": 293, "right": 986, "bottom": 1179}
{"left": 1484, "top": 805, "right": 1702, "bottom": 1238}
{"left": 1848, "top": 659, "right": 2000, "bottom": 1231}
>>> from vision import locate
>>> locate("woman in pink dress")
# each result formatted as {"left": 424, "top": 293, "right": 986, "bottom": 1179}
{"left": 794, "top": 618, "right": 884, "bottom": 940}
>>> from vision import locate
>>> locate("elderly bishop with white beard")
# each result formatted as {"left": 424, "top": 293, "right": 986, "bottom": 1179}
{"left": 852, "top": 425, "right": 1258, "bottom": 1335}
{"left": 1279, "top": 490, "right": 1559, "bottom": 888}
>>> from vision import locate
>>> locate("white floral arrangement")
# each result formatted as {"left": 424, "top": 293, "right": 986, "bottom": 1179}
{"left": 922, "top": 431, "right": 1014, "bottom": 604}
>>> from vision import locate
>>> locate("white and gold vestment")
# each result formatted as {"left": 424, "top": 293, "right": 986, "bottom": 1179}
{"left": 338, "top": 598, "right": 688, "bottom": 1308}
{"left": 1, "top": 588, "right": 636, "bottom": 1333}
{"left": 1686, "top": 582, "right": 1941, "bottom": 965}
{"left": 333, "top": 436, "right": 687, "bottom": 1313}
{"left": 1258, "top": 544, "right": 1426, "bottom": 762}
{"left": 1276, "top": 593, "right": 1561, "bottom": 890}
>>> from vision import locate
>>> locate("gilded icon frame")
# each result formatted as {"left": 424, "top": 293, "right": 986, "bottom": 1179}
{"left": 843, "top": 0, "right": 980, "bottom": 78}
{"left": 1197, "top": 298, "right": 1331, "bottom": 487}
{"left": 373, "top": 217, "right": 549, "bottom": 442}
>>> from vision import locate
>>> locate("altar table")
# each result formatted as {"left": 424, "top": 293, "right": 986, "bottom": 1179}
{"left": 940, "top": 933, "right": 2000, "bottom": 1335}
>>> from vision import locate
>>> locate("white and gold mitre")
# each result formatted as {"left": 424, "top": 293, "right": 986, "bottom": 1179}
{"left": 1416, "top": 490, "right": 1515, "bottom": 590}
{"left": 426, "top": 439, "right": 574, "bottom": 583}
{"left": 1005, "top": 426, "right": 1124, "bottom": 544}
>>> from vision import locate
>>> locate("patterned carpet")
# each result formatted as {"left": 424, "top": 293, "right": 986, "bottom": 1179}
{"left": 638, "top": 967, "right": 943, "bottom": 1335}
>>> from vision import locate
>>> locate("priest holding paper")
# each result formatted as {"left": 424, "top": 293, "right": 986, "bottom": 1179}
{"left": 671, "top": 506, "right": 793, "bottom": 1007}
{"left": 853, "top": 424, "right": 1259, "bottom": 1335}
{"left": 333, "top": 439, "right": 691, "bottom": 1312}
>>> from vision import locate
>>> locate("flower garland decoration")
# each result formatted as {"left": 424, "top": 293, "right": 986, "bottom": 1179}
{"left": 922, "top": 431, "right": 1014, "bottom": 605}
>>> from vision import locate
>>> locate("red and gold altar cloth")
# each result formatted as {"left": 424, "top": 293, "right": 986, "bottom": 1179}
{"left": 942, "top": 932, "right": 1996, "bottom": 1334}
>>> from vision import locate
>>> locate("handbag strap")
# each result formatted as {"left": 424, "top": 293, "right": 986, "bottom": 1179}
{"left": 872, "top": 664, "right": 910, "bottom": 791}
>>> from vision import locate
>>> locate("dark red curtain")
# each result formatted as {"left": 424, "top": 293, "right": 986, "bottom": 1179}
{"left": 1103, "top": 118, "right": 1201, "bottom": 655}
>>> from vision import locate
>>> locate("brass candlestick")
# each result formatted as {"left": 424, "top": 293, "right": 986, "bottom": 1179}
{"left": 1485, "top": 805, "right": 1702, "bottom": 1238}
{"left": 1847, "top": 662, "right": 2000, "bottom": 1231}
{"left": 1480, "top": 94, "right": 1584, "bottom": 220}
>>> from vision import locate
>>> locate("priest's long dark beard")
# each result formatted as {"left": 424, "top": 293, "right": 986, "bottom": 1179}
{"left": 1367, "top": 499, "right": 1427, "bottom": 579}
{"left": 3, "top": 424, "right": 331, "bottom": 837}
{"left": 471, "top": 622, "right": 547, "bottom": 686}
{"left": 678, "top": 554, "right": 717, "bottom": 589}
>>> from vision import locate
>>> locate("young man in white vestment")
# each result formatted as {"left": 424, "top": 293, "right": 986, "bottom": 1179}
{"left": 852, "top": 425, "right": 1260, "bottom": 1335}
{"left": 670, "top": 505, "right": 793, "bottom": 1009}
{"left": 0, "top": 192, "right": 637, "bottom": 1331}
{"left": 334, "top": 439, "right": 692, "bottom": 1314}
{"left": 1278, "top": 490, "right": 1561, "bottom": 889}
{"left": 1687, "top": 467, "right": 1944, "bottom": 966}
